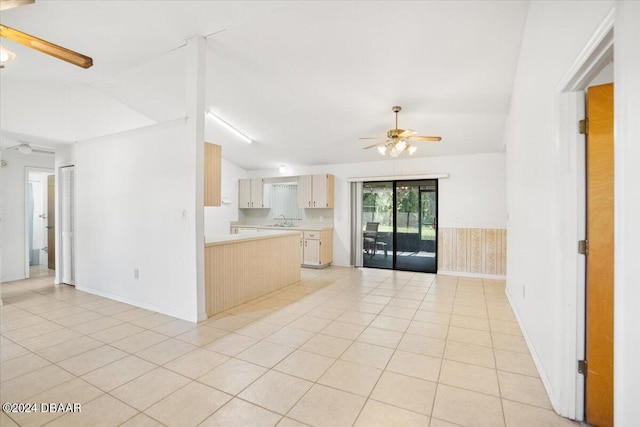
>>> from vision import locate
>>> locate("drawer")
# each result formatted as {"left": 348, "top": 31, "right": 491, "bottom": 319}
{"left": 237, "top": 227, "right": 258, "bottom": 234}
{"left": 304, "top": 231, "right": 320, "bottom": 240}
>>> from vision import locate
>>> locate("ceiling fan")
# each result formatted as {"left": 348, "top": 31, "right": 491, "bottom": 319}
{"left": 6, "top": 142, "right": 54, "bottom": 154}
{"left": 360, "top": 106, "right": 441, "bottom": 157}
{"left": 0, "top": 0, "right": 93, "bottom": 68}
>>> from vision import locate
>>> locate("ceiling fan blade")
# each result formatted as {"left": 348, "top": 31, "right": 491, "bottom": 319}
{"left": 399, "top": 129, "right": 417, "bottom": 137}
{"left": 0, "top": 0, "right": 34, "bottom": 11}
{"left": 363, "top": 142, "right": 386, "bottom": 150}
{"left": 407, "top": 135, "right": 442, "bottom": 142}
{"left": 0, "top": 24, "right": 93, "bottom": 68}
{"left": 359, "top": 136, "right": 387, "bottom": 140}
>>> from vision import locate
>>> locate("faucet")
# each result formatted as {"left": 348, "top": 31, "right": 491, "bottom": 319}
{"left": 276, "top": 214, "right": 286, "bottom": 225}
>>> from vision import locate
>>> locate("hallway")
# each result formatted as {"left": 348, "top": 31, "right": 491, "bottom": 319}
{"left": 0, "top": 268, "right": 576, "bottom": 426}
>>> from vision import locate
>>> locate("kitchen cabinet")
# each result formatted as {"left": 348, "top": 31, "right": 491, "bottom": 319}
{"left": 298, "top": 174, "right": 334, "bottom": 208}
{"left": 301, "top": 229, "right": 333, "bottom": 268}
{"left": 238, "top": 178, "right": 268, "bottom": 208}
{"left": 204, "top": 142, "right": 221, "bottom": 206}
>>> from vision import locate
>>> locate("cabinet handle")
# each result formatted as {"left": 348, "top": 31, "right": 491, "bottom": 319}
{"left": 308, "top": 201, "right": 311, "bottom": 207}
{"left": 305, "top": 241, "right": 307, "bottom": 247}
{"left": 313, "top": 201, "right": 316, "bottom": 207}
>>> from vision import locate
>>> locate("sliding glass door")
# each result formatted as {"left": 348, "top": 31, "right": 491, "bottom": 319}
{"left": 362, "top": 182, "right": 394, "bottom": 269}
{"left": 362, "top": 179, "right": 438, "bottom": 273}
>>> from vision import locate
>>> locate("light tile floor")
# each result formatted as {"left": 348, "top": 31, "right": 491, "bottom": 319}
{"left": 0, "top": 267, "right": 578, "bottom": 427}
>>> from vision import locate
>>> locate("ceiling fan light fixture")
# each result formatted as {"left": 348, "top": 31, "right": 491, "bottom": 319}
{"left": 17, "top": 143, "right": 32, "bottom": 154}
{"left": 360, "top": 106, "right": 442, "bottom": 158}
{"left": 0, "top": 44, "right": 16, "bottom": 67}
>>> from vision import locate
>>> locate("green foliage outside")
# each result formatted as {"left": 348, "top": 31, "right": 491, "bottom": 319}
{"left": 363, "top": 186, "right": 436, "bottom": 240}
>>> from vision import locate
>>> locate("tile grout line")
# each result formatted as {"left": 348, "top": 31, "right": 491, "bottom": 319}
{"left": 2, "top": 268, "right": 561, "bottom": 427}
{"left": 426, "top": 275, "right": 458, "bottom": 426}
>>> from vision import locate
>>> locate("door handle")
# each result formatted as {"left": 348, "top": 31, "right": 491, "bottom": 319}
{"left": 46, "top": 226, "right": 53, "bottom": 229}
{"left": 432, "top": 217, "right": 437, "bottom": 228}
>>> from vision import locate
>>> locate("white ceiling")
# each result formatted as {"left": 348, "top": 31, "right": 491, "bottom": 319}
{"left": 0, "top": 1, "right": 529, "bottom": 170}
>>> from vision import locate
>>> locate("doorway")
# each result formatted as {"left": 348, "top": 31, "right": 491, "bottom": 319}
{"left": 25, "top": 169, "right": 55, "bottom": 279}
{"left": 362, "top": 179, "right": 438, "bottom": 273}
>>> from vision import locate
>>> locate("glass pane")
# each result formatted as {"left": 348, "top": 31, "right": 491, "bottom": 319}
{"left": 362, "top": 181, "right": 393, "bottom": 269}
{"left": 396, "top": 180, "right": 437, "bottom": 273}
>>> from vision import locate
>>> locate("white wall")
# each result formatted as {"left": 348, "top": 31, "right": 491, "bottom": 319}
{"left": 74, "top": 121, "right": 200, "bottom": 321}
{"left": 203, "top": 157, "right": 247, "bottom": 238}
{"left": 0, "top": 149, "right": 55, "bottom": 282}
{"left": 503, "top": 0, "right": 622, "bottom": 419}
{"left": 249, "top": 152, "right": 506, "bottom": 267}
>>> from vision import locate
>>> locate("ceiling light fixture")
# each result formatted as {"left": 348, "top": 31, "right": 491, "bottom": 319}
{"left": 0, "top": 44, "right": 16, "bottom": 68}
{"left": 17, "top": 143, "right": 33, "bottom": 154}
{"left": 206, "top": 111, "right": 253, "bottom": 144}
{"left": 361, "top": 106, "right": 442, "bottom": 157}
{"left": 379, "top": 140, "right": 417, "bottom": 158}
{"left": 278, "top": 165, "right": 286, "bottom": 174}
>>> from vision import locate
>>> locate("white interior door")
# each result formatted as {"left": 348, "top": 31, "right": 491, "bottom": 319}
{"left": 60, "top": 166, "right": 75, "bottom": 285}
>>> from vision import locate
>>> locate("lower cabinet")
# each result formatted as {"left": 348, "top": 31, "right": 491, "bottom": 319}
{"left": 301, "top": 230, "right": 333, "bottom": 268}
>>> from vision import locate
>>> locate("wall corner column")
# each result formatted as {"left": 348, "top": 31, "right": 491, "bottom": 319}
{"left": 185, "top": 36, "right": 207, "bottom": 322}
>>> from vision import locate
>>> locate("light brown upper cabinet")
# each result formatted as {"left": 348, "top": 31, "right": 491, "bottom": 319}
{"left": 297, "top": 174, "right": 334, "bottom": 208}
{"left": 238, "top": 178, "right": 268, "bottom": 208}
{"left": 204, "top": 142, "right": 221, "bottom": 207}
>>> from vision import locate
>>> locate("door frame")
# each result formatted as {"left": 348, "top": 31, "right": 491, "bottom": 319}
{"left": 361, "top": 178, "right": 439, "bottom": 273}
{"left": 393, "top": 179, "right": 439, "bottom": 273}
{"left": 555, "top": 9, "right": 614, "bottom": 421}
{"left": 349, "top": 174, "right": 448, "bottom": 270}
{"left": 24, "top": 167, "right": 55, "bottom": 279}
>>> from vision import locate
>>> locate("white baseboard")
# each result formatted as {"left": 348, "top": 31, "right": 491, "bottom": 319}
{"left": 437, "top": 270, "right": 506, "bottom": 280}
{"left": 506, "top": 289, "right": 563, "bottom": 417}
{"left": 75, "top": 285, "right": 198, "bottom": 323}
{"left": 1, "top": 274, "right": 27, "bottom": 283}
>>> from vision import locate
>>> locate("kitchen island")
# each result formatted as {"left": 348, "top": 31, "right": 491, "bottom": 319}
{"left": 204, "top": 230, "right": 301, "bottom": 317}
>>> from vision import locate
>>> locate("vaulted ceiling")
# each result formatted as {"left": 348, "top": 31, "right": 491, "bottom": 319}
{"left": 0, "top": 1, "right": 529, "bottom": 170}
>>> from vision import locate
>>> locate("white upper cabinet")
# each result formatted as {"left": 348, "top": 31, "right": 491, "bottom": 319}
{"left": 298, "top": 174, "right": 334, "bottom": 208}
{"left": 238, "top": 179, "right": 251, "bottom": 208}
{"left": 238, "top": 178, "right": 268, "bottom": 208}
{"left": 297, "top": 175, "right": 313, "bottom": 208}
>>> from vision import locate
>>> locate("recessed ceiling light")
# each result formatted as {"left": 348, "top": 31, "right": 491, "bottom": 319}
{"left": 278, "top": 165, "right": 286, "bottom": 174}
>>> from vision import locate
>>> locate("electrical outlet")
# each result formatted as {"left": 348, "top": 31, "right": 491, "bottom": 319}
{"left": 134, "top": 269, "right": 139, "bottom": 279}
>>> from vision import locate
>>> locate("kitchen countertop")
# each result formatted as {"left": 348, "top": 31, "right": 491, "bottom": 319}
{"left": 205, "top": 230, "right": 300, "bottom": 247}
{"left": 230, "top": 223, "right": 334, "bottom": 231}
